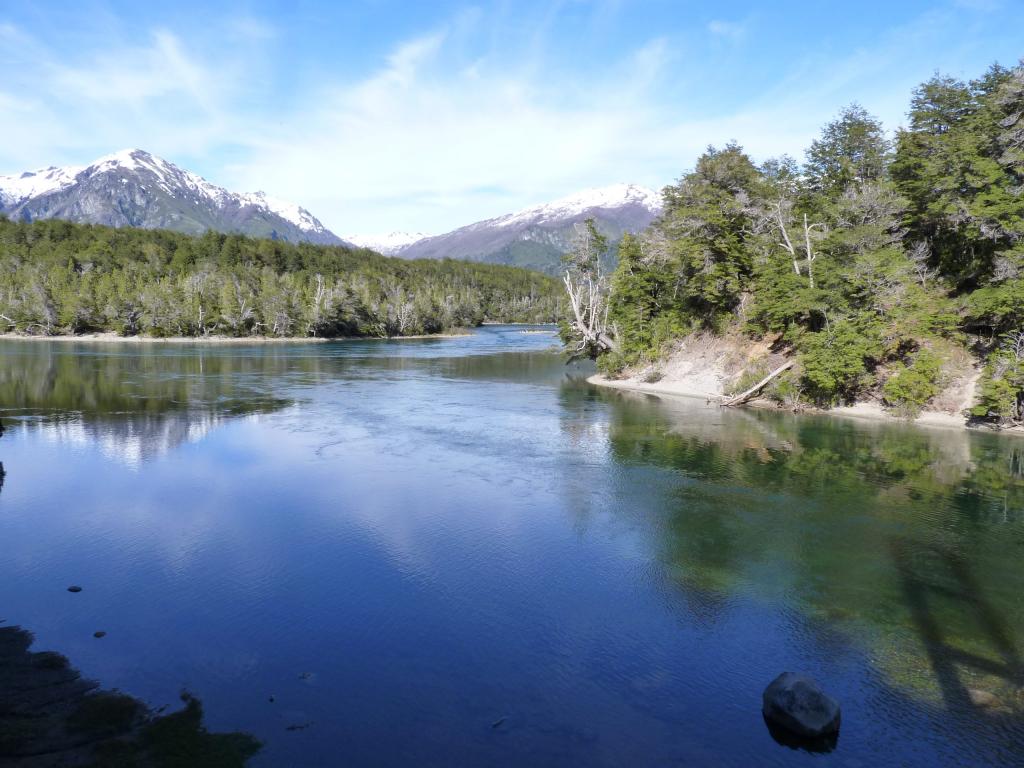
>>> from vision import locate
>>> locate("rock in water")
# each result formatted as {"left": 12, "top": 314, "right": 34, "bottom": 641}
{"left": 762, "top": 672, "right": 841, "bottom": 738}
{"left": 967, "top": 688, "right": 1000, "bottom": 709}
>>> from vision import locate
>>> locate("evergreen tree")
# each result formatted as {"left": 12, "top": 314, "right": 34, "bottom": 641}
{"left": 805, "top": 105, "right": 890, "bottom": 198}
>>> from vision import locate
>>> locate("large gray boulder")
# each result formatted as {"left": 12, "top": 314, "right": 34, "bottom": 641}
{"left": 762, "top": 672, "right": 841, "bottom": 739}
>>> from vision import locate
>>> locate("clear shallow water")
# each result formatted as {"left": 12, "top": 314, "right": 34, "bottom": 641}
{"left": 1, "top": 326, "right": 1023, "bottom": 766}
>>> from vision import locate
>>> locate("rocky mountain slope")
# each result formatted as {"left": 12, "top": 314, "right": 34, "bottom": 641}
{"left": 388, "top": 183, "right": 663, "bottom": 273}
{"left": 0, "top": 149, "right": 345, "bottom": 245}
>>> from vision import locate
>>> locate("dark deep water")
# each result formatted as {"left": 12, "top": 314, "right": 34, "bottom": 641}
{"left": 1, "top": 326, "right": 1023, "bottom": 766}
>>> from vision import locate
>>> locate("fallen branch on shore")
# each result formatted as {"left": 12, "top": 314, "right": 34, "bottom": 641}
{"left": 721, "top": 361, "right": 795, "bottom": 407}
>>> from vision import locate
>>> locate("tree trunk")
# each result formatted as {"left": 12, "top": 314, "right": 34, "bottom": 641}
{"left": 721, "top": 360, "right": 795, "bottom": 407}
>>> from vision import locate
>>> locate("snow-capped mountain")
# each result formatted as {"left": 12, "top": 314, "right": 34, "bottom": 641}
{"left": 346, "top": 231, "right": 431, "bottom": 255}
{"left": 0, "top": 149, "right": 346, "bottom": 246}
{"left": 397, "top": 183, "right": 662, "bottom": 273}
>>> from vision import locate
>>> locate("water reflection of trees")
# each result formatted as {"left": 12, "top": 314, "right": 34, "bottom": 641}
{"left": 586, "top": 386, "right": 1024, "bottom": 711}
{"left": 0, "top": 344, "right": 299, "bottom": 464}
{"left": 0, "top": 342, "right": 575, "bottom": 465}
{"left": 0, "top": 624, "right": 259, "bottom": 766}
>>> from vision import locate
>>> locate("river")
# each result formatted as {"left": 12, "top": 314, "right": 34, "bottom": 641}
{"left": 1, "top": 326, "right": 1022, "bottom": 766}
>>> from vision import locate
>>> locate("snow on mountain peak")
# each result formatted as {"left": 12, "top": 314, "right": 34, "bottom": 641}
{"left": 0, "top": 163, "right": 83, "bottom": 206}
{"left": 82, "top": 148, "right": 233, "bottom": 205}
{"left": 345, "top": 231, "right": 431, "bottom": 254}
{"left": 496, "top": 183, "right": 662, "bottom": 228}
{"left": 0, "top": 149, "right": 330, "bottom": 237}
{"left": 238, "top": 191, "right": 328, "bottom": 234}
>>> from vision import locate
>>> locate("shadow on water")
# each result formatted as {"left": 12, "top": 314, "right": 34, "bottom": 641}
{"left": 891, "top": 537, "right": 1024, "bottom": 713}
{"left": 572, "top": 384, "right": 1024, "bottom": 731}
{"left": 0, "top": 625, "right": 259, "bottom": 767}
{"left": 762, "top": 716, "right": 839, "bottom": 754}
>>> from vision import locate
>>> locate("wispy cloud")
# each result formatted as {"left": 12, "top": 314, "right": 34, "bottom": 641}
{"left": 0, "top": 2, "right": 1021, "bottom": 234}
{"left": 0, "top": 24, "right": 238, "bottom": 163}
{"left": 225, "top": 23, "right": 679, "bottom": 232}
{"left": 707, "top": 19, "right": 747, "bottom": 40}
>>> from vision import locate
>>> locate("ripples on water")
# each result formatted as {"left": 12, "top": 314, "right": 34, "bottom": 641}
{"left": 1, "top": 326, "right": 1023, "bottom": 766}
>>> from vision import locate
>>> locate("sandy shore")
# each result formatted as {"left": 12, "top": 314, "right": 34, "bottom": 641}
{"left": 587, "top": 374, "right": 720, "bottom": 401}
{"left": 827, "top": 401, "right": 968, "bottom": 430}
{"left": 0, "top": 331, "right": 471, "bottom": 344}
{"left": 588, "top": 374, "right": 1020, "bottom": 436}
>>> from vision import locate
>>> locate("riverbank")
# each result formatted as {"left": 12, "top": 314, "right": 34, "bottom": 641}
{"left": 588, "top": 373, "right": 1021, "bottom": 436}
{"left": 0, "top": 330, "right": 472, "bottom": 344}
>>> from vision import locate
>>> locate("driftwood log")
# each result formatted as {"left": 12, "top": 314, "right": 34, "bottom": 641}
{"left": 721, "top": 360, "right": 795, "bottom": 407}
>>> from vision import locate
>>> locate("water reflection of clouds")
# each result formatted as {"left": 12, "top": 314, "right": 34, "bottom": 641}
{"left": 17, "top": 413, "right": 232, "bottom": 468}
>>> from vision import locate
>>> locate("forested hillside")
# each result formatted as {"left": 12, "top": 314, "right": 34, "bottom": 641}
{"left": 0, "top": 218, "right": 561, "bottom": 338}
{"left": 565, "top": 60, "right": 1024, "bottom": 425}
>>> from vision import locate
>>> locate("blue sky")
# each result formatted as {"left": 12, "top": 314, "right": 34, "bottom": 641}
{"left": 1, "top": 0, "right": 1021, "bottom": 235}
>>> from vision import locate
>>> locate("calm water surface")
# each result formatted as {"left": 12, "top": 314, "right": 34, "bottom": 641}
{"left": 1, "top": 326, "right": 1023, "bottom": 766}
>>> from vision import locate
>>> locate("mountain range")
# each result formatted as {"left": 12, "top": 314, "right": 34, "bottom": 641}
{"left": 375, "top": 183, "right": 663, "bottom": 273}
{"left": 0, "top": 150, "right": 663, "bottom": 272}
{"left": 0, "top": 149, "right": 344, "bottom": 246}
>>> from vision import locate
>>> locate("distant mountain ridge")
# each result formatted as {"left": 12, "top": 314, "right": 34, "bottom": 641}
{"left": 345, "top": 230, "right": 431, "bottom": 255}
{"left": 384, "top": 183, "right": 663, "bottom": 274}
{"left": 2, "top": 151, "right": 664, "bottom": 271}
{"left": 0, "top": 149, "right": 346, "bottom": 246}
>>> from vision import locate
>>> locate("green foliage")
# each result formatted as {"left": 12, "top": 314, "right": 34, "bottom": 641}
{"left": 605, "top": 233, "right": 685, "bottom": 369}
{"left": 882, "top": 348, "right": 943, "bottom": 417}
{"left": 805, "top": 104, "right": 890, "bottom": 197}
{"left": 972, "top": 332, "right": 1024, "bottom": 423}
{"left": 573, "top": 58, "right": 1024, "bottom": 423}
{"left": 562, "top": 217, "right": 608, "bottom": 276}
{"left": 658, "top": 143, "right": 764, "bottom": 323}
{"left": 892, "top": 66, "right": 1022, "bottom": 289}
{"left": 0, "top": 218, "right": 561, "bottom": 337}
{"left": 965, "top": 256, "right": 1024, "bottom": 333}
{"left": 797, "top": 320, "right": 878, "bottom": 404}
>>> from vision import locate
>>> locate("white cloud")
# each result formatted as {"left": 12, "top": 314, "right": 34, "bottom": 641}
{"left": 707, "top": 19, "right": 746, "bottom": 40}
{"left": 221, "top": 27, "right": 681, "bottom": 233}
{"left": 0, "top": 25, "right": 237, "bottom": 168}
{"left": 0, "top": 4, "right": 1018, "bottom": 237}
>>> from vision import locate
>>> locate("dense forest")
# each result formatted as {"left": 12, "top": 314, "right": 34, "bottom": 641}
{"left": 564, "top": 60, "right": 1024, "bottom": 425}
{"left": 0, "top": 218, "right": 561, "bottom": 338}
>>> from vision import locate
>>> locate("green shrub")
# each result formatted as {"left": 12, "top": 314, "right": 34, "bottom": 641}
{"left": 971, "top": 337, "right": 1024, "bottom": 423}
{"left": 882, "top": 349, "right": 942, "bottom": 418}
{"left": 765, "top": 370, "right": 802, "bottom": 406}
{"left": 798, "top": 321, "right": 877, "bottom": 404}
{"left": 972, "top": 371, "right": 1020, "bottom": 423}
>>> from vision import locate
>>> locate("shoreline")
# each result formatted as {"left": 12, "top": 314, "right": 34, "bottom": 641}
{"left": 587, "top": 374, "right": 1021, "bottom": 437}
{"left": 0, "top": 331, "right": 472, "bottom": 344}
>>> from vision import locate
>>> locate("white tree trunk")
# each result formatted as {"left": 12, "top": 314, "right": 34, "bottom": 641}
{"left": 721, "top": 361, "right": 795, "bottom": 406}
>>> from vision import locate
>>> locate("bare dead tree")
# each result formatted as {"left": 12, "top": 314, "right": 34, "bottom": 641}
{"left": 562, "top": 219, "right": 618, "bottom": 357}
{"left": 1006, "top": 329, "right": 1024, "bottom": 363}
{"left": 773, "top": 200, "right": 802, "bottom": 277}
{"left": 907, "top": 240, "right": 938, "bottom": 287}
{"left": 306, "top": 273, "right": 328, "bottom": 336}
{"left": 773, "top": 202, "right": 825, "bottom": 286}
{"left": 802, "top": 214, "right": 825, "bottom": 288}
{"left": 563, "top": 271, "right": 618, "bottom": 354}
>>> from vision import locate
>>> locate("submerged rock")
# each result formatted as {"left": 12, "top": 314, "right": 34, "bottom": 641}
{"left": 67, "top": 585, "right": 82, "bottom": 593}
{"left": 762, "top": 672, "right": 841, "bottom": 739}
{"left": 967, "top": 688, "right": 1000, "bottom": 709}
